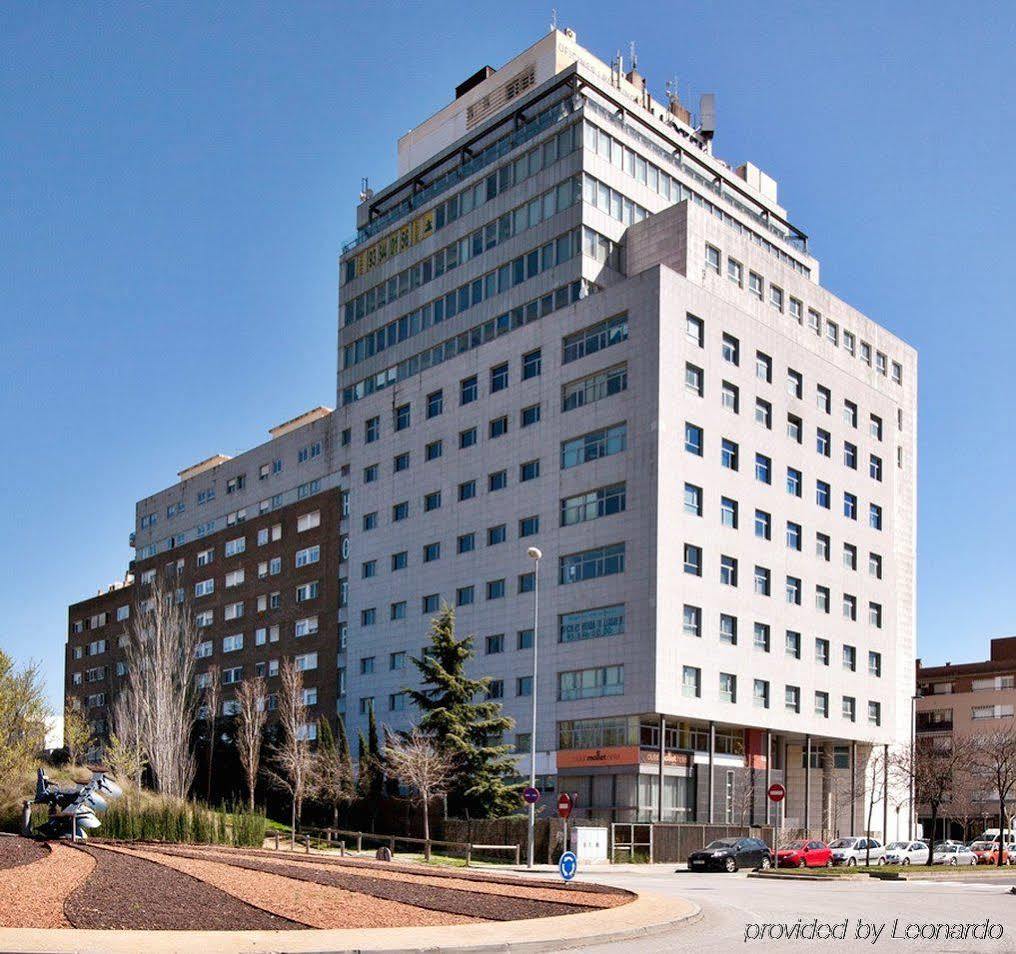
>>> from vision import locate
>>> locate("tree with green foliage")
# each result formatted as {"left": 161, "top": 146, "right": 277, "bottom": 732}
{"left": 408, "top": 605, "right": 520, "bottom": 818}
{"left": 0, "top": 650, "right": 47, "bottom": 806}
{"left": 367, "top": 701, "right": 385, "bottom": 799}
{"left": 311, "top": 716, "right": 355, "bottom": 827}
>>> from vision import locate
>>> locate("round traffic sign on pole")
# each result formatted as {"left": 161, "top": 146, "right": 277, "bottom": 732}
{"left": 767, "top": 783, "right": 786, "bottom": 803}
{"left": 557, "top": 793, "right": 573, "bottom": 818}
{"left": 522, "top": 786, "right": 540, "bottom": 805}
{"left": 559, "top": 850, "right": 577, "bottom": 881}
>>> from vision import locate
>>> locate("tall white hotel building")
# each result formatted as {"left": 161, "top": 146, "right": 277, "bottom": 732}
{"left": 125, "top": 29, "right": 916, "bottom": 834}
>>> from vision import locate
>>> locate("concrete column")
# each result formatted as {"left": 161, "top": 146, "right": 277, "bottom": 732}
{"left": 850, "top": 742, "right": 857, "bottom": 834}
{"left": 707, "top": 721, "right": 716, "bottom": 825}
{"left": 821, "top": 742, "right": 834, "bottom": 837}
{"left": 764, "top": 730, "right": 773, "bottom": 826}
{"left": 804, "top": 735, "right": 812, "bottom": 833}
{"left": 882, "top": 744, "right": 889, "bottom": 841}
{"left": 657, "top": 714, "right": 666, "bottom": 823}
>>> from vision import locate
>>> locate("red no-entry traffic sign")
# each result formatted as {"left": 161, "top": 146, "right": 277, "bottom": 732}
{"left": 767, "top": 783, "right": 786, "bottom": 803}
{"left": 557, "top": 793, "right": 573, "bottom": 819}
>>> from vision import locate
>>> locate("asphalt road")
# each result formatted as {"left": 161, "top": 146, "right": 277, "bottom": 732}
{"left": 566, "top": 869, "right": 1016, "bottom": 952}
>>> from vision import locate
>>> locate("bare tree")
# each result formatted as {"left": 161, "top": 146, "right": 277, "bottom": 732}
{"left": 384, "top": 728, "right": 455, "bottom": 861}
{"left": 234, "top": 676, "right": 268, "bottom": 811}
{"left": 266, "top": 659, "right": 313, "bottom": 843}
{"left": 106, "top": 681, "right": 148, "bottom": 795}
{"left": 202, "top": 665, "right": 221, "bottom": 804}
{"left": 122, "top": 577, "right": 201, "bottom": 798}
{"left": 862, "top": 745, "right": 886, "bottom": 867}
{"left": 973, "top": 728, "right": 1016, "bottom": 867}
{"left": 895, "top": 735, "right": 973, "bottom": 864}
{"left": 311, "top": 716, "right": 355, "bottom": 828}
{"left": 63, "top": 696, "right": 94, "bottom": 766}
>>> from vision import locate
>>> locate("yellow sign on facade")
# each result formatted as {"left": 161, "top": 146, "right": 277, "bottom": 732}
{"left": 354, "top": 210, "right": 435, "bottom": 279}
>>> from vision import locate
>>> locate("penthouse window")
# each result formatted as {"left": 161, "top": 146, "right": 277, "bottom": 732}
{"left": 559, "top": 543, "right": 625, "bottom": 585}
{"left": 562, "top": 363, "right": 627, "bottom": 412}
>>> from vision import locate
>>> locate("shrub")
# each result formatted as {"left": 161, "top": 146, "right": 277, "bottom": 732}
{"left": 96, "top": 794, "right": 267, "bottom": 845}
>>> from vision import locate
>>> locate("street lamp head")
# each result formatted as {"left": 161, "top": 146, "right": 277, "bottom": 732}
{"left": 527, "top": 546, "right": 542, "bottom": 560}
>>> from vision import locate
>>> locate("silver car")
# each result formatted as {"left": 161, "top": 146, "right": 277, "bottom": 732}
{"left": 829, "top": 837, "right": 886, "bottom": 866}
{"left": 884, "top": 841, "right": 930, "bottom": 865}
{"left": 932, "top": 844, "right": 978, "bottom": 866}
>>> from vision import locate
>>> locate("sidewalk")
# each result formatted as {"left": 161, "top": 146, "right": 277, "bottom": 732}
{"left": 0, "top": 891, "right": 700, "bottom": 954}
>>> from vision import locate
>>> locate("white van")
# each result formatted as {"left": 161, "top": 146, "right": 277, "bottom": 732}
{"left": 976, "top": 828, "right": 1016, "bottom": 846}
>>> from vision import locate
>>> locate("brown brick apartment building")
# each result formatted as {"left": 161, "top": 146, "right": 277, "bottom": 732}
{"left": 915, "top": 636, "right": 1016, "bottom": 838}
{"left": 66, "top": 484, "right": 345, "bottom": 753}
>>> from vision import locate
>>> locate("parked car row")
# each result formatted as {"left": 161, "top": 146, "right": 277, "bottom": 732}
{"left": 686, "top": 833, "right": 1016, "bottom": 872}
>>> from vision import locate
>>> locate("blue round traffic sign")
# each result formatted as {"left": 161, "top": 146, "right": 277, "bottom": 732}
{"left": 523, "top": 786, "right": 540, "bottom": 805}
{"left": 559, "top": 850, "right": 578, "bottom": 881}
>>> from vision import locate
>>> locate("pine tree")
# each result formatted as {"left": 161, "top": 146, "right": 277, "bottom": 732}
{"left": 363, "top": 703, "right": 382, "bottom": 829}
{"left": 408, "top": 605, "right": 520, "bottom": 818}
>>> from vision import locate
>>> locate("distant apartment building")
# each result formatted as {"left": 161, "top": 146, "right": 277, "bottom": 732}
{"left": 67, "top": 28, "right": 916, "bottom": 835}
{"left": 916, "top": 637, "right": 1016, "bottom": 837}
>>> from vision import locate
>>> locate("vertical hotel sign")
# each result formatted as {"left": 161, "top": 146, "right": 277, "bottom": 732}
{"left": 355, "top": 210, "right": 435, "bottom": 279}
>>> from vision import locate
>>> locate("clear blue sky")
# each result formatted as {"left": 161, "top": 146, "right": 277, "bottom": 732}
{"left": 3, "top": 1, "right": 1014, "bottom": 709}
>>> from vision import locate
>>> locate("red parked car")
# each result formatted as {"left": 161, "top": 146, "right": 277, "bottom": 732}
{"left": 776, "top": 840, "right": 833, "bottom": 868}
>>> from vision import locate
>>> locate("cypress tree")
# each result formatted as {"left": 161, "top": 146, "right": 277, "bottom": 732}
{"left": 408, "top": 605, "right": 520, "bottom": 818}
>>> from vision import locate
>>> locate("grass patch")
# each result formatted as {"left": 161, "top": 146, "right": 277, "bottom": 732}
{"left": 771, "top": 862, "right": 1016, "bottom": 878}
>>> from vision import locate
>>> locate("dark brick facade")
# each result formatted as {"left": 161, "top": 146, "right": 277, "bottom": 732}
{"left": 66, "top": 487, "right": 345, "bottom": 747}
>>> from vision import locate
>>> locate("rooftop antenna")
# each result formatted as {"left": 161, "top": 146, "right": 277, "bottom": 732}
{"left": 665, "top": 76, "right": 679, "bottom": 107}
{"left": 629, "top": 41, "right": 638, "bottom": 73}
{"left": 359, "top": 177, "right": 373, "bottom": 202}
{"left": 550, "top": 7, "right": 558, "bottom": 31}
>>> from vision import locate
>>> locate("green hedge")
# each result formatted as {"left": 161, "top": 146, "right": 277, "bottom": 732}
{"left": 99, "top": 799, "right": 266, "bottom": 846}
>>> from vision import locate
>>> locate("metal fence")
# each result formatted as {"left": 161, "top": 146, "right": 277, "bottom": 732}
{"left": 268, "top": 825, "right": 519, "bottom": 866}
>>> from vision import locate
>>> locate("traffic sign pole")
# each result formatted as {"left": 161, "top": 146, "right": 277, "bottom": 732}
{"left": 557, "top": 793, "right": 574, "bottom": 862}
{"left": 766, "top": 783, "right": 786, "bottom": 868}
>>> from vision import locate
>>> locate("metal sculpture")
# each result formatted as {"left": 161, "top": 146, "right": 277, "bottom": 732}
{"left": 32, "top": 767, "right": 123, "bottom": 840}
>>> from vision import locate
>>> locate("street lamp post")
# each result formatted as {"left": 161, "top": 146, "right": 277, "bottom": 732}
{"left": 526, "top": 546, "right": 542, "bottom": 869}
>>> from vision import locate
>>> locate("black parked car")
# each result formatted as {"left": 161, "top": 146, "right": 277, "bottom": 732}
{"left": 687, "top": 838, "right": 773, "bottom": 872}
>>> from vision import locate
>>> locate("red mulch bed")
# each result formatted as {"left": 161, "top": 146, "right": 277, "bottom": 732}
{"left": 0, "top": 835, "right": 48, "bottom": 870}
{"left": 64, "top": 845, "right": 307, "bottom": 930}
{"left": 157, "top": 842, "right": 631, "bottom": 897}
{"left": 148, "top": 845, "right": 595, "bottom": 920}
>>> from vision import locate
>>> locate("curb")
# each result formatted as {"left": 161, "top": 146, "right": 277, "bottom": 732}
{"left": 748, "top": 872, "right": 868, "bottom": 882}
{"left": 0, "top": 894, "right": 702, "bottom": 954}
{"left": 360, "top": 904, "right": 704, "bottom": 954}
